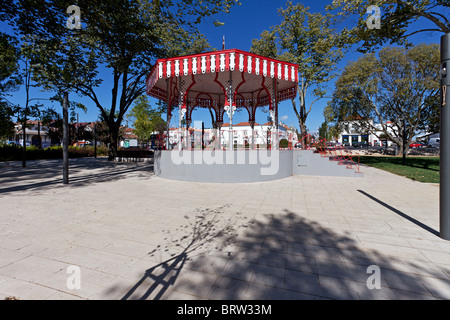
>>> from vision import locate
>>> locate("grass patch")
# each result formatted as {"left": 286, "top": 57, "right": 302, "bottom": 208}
{"left": 355, "top": 155, "right": 440, "bottom": 183}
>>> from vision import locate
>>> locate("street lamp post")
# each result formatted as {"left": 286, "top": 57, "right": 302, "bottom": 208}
{"left": 440, "top": 33, "right": 450, "bottom": 240}
{"left": 62, "top": 92, "right": 69, "bottom": 184}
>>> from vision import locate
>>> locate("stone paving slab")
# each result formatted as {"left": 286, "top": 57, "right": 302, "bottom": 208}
{"left": 0, "top": 157, "right": 449, "bottom": 300}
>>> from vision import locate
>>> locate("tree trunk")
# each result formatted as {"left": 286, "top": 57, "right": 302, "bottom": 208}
{"left": 402, "top": 140, "right": 407, "bottom": 165}
{"left": 107, "top": 122, "right": 120, "bottom": 161}
{"left": 396, "top": 143, "right": 403, "bottom": 157}
{"left": 291, "top": 97, "right": 308, "bottom": 149}
{"left": 22, "top": 122, "right": 26, "bottom": 168}
{"left": 299, "top": 122, "right": 308, "bottom": 148}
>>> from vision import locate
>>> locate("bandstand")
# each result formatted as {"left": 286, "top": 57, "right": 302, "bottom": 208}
{"left": 146, "top": 49, "right": 298, "bottom": 150}
{"left": 146, "top": 49, "right": 361, "bottom": 182}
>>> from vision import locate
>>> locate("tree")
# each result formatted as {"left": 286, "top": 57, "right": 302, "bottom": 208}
{"left": 250, "top": 30, "right": 279, "bottom": 58}
{"left": 327, "top": 0, "right": 450, "bottom": 52}
{"left": 4, "top": 0, "right": 239, "bottom": 159}
{"left": 326, "top": 44, "right": 440, "bottom": 163}
{"left": 318, "top": 120, "right": 330, "bottom": 141}
{"left": 42, "top": 104, "right": 88, "bottom": 146}
{"left": 16, "top": 56, "right": 43, "bottom": 166}
{"left": 250, "top": 2, "right": 345, "bottom": 147}
{"left": 326, "top": 1, "right": 446, "bottom": 134}
{"left": 127, "top": 95, "right": 167, "bottom": 146}
{"left": 0, "top": 32, "right": 20, "bottom": 139}
{"left": 327, "top": 1, "right": 450, "bottom": 240}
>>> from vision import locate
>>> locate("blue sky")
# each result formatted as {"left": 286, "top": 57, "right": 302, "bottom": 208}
{"left": 193, "top": 0, "right": 343, "bottom": 132}
{"left": 196, "top": 0, "right": 444, "bottom": 134}
{"left": 4, "top": 0, "right": 446, "bottom": 135}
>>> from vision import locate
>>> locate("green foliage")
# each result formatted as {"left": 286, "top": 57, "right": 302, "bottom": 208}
{"left": 276, "top": 3, "right": 344, "bottom": 85}
{"left": 0, "top": 104, "right": 16, "bottom": 139}
{"left": 4, "top": 0, "right": 238, "bottom": 159}
{"left": 0, "top": 32, "right": 20, "bottom": 138}
{"left": 0, "top": 144, "right": 108, "bottom": 161}
{"left": 318, "top": 121, "right": 329, "bottom": 140}
{"left": 327, "top": 0, "right": 450, "bottom": 53}
{"left": 250, "top": 2, "right": 345, "bottom": 143}
{"left": 127, "top": 95, "right": 167, "bottom": 144}
{"left": 0, "top": 32, "right": 20, "bottom": 94}
{"left": 0, "top": 144, "right": 22, "bottom": 161}
{"left": 328, "top": 44, "right": 440, "bottom": 157}
{"left": 250, "top": 30, "right": 278, "bottom": 59}
{"left": 117, "top": 147, "right": 153, "bottom": 158}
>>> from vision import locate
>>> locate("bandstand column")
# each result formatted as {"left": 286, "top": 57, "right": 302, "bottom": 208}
{"left": 177, "top": 77, "right": 186, "bottom": 150}
{"left": 249, "top": 120, "right": 255, "bottom": 150}
{"left": 216, "top": 122, "right": 222, "bottom": 150}
{"left": 250, "top": 92, "right": 255, "bottom": 150}
{"left": 186, "top": 118, "right": 191, "bottom": 150}
{"left": 225, "top": 73, "right": 236, "bottom": 151}
{"left": 272, "top": 78, "right": 279, "bottom": 150}
{"left": 166, "top": 78, "right": 171, "bottom": 149}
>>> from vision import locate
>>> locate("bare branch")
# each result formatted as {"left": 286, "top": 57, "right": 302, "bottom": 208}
{"left": 404, "top": 28, "right": 442, "bottom": 37}
{"left": 395, "top": 0, "right": 450, "bottom": 32}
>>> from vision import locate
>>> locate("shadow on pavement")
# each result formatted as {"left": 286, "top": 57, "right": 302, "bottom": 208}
{"left": 121, "top": 252, "right": 188, "bottom": 300}
{"left": 0, "top": 158, "right": 154, "bottom": 195}
{"left": 116, "top": 208, "right": 449, "bottom": 300}
{"left": 118, "top": 205, "right": 238, "bottom": 300}
{"left": 357, "top": 189, "right": 439, "bottom": 237}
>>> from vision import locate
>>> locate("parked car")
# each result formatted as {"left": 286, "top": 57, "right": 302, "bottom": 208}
{"left": 410, "top": 141, "right": 426, "bottom": 148}
{"left": 352, "top": 141, "right": 368, "bottom": 148}
{"left": 428, "top": 137, "right": 440, "bottom": 148}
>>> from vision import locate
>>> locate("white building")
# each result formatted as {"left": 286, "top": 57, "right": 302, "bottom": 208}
{"left": 120, "top": 127, "right": 139, "bottom": 148}
{"left": 336, "top": 120, "right": 396, "bottom": 147}
{"left": 9, "top": 121, "right": 52, "bottom": 148}
{"left": 168, "top": 121, "right": 298, "bottom": 149}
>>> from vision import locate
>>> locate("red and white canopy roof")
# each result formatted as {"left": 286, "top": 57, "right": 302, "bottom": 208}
{"left": 146, "top": 49, "right": 299, "bottom": 123}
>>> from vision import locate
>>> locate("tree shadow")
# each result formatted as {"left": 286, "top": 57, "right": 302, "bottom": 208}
{"left": 0, "top": 158, "right": 154, "bottom": 195}
{"left": 405, "top": 157, "right": 439, "bottom": 172}
{"left": 359, "top": 156, "right": 440, "bottom": 172}
{"left": 119, "top": 205, "right": 239, "bottom": 300}
{"left": 121, "top": 250, "right": 188, "bottom": 300}
{"left": 174, "top": 209, "right": 449, "bottom": 300}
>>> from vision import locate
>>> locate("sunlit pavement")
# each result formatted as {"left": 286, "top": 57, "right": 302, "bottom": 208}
{"left": 0, "top": 157, "right": 448, "bottom": 300}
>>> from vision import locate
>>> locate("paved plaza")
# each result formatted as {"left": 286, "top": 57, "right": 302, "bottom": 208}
{"left": 0, "top": 157, "right": 449, "bottom": 300}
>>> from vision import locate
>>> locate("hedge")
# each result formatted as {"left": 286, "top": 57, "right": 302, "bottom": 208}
{"left": 0, "top": 145, "right": 108, "bottom": 161}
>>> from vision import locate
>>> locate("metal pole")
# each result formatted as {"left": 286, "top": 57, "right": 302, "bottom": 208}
{"left": 178, "top": 103, "right": 182, "bottom": 150}
{"left": 251, "top": 122, "right": 255, "bottom": 150}
{"left": 62, "top": 92, "right": 69, "bottom": 184}
{"left": 440, "top": 33, "right": 450, "bottom": 240}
